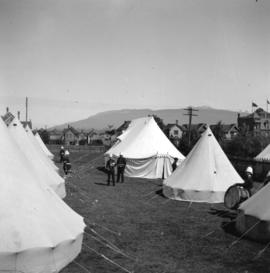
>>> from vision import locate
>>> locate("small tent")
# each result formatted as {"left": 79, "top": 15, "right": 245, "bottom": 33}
{"left": 35, "top": 132, "right": 54, "bottom": 159}
{"left": 0, "top": 117, "right": 85, "bottom": 272}
{"left": 105, "top": 117, "right": 185, "bottom": 179}
{"left": 25, "top": 125, "right": 59, "bottom": 172}
{"left": 255, "top": 144, "right": 270, "bottom": 161}
{"left": 163, "top": 126, "right": 243, "bottom": 203}
{"left": 236, "top": 183, "right": 270, "bottom": 242}
{"left": 8, "top": 117, "right": 66, "bottom": 198}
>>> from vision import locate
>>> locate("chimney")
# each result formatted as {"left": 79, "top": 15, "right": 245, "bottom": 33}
{"left": 17, "top": 111, "right": 20, "bottom": 120}
{"left": 176, "top": 120, "right": 179, "bottom": 125}
{"left": 6, "top": 107, "right": 9, "bottom": 113}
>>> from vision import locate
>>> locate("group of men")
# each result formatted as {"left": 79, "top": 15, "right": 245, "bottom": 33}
{"left": 106, "top": 154, "right": 127, "bottom": 186}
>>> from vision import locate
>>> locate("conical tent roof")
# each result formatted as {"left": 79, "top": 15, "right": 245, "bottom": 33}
{"left": 105, "top": 117, "right": 185, "bottom": 179}
{"left": 0, "top": 118, "right": 85, "bottom": 272}
{"left": 35, "top": 132, "right": 54, "bottom": 159}
{"left": 25, "top": 125, "right": 59, "bottom": 172}
{"left": 236, "top": 183, "right": 270, "bottom": 242}
{"left": 107, "top": 117, "right": 185, "bottom": 159}
{"left": 163, "top": 126, "right": 243, "bottom": 203}
{"left": 255, "top": 144, "right": 270, "bottom": 161}
{"left": 8, "top": 117, "right": 66, "bottom": 198}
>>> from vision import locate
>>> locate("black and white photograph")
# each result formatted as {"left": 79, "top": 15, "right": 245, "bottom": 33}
{"left": 0, "top": 0, "right": 270, "bottom": 272}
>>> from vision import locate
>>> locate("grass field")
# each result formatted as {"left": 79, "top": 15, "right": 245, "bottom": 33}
{"left": 57, "top": 150, "right": 270, "bottom": 273}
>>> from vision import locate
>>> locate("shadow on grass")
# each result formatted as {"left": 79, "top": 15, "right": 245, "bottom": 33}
{"left": 96, "top": 166, "right": 109, "bottom": 174}
{"left": 94, "top": 182, "right": 109, "bottom": 186}
{"left": 208, "top": 208, "right": 237, "bottom": 220}
{"left": 221, "top": 220, "right": 240, "bottom": 238}
{"left": 155, "top": 189, "right": 166, "bottom": 198}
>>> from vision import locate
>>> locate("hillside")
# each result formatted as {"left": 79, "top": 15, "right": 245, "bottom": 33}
{"left": 51, "top": 107, "right": 249, "bottom": 130}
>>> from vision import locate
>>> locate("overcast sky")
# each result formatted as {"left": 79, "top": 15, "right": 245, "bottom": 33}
{"left": 0, "top": 0, "right": 269, "bottom": 128}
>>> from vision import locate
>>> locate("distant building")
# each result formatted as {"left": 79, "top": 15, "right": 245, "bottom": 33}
{"left": 87, "top": 130, "right": 99, "bottom": 145}
{"left": 48, "top": 129, "right": 63, "bottom": 144}
{"left": 210, "top": 124, "right": 239, "bottom": 140}
{"left": 164, "top": 120, "right": 183, "bottom": 146}
{"left": 182, "top": 123, "right": 208, "bottom": 135}
{"left": 238, "top": 108, "right": 270, "bottom": 136}
{"left": 63, "top": 125, "right": 80, "bottom": 145}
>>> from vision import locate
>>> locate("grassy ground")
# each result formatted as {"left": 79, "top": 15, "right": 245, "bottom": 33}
{"left": 55, "top": 150, "right": 270, "bottom": 273}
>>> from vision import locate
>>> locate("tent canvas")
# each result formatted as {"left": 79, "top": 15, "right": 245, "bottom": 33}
{"left": 25, "top": 125, "right": 59, "bottom": 172}
{"left": 105, "top": 117, "right": 185, "bottom": 179}
{"left": 163, "top": 126, "right": 243, "bottom": 203}
{"left": 35, "top": 132, "right": 54, "bottom": 159}
{"left": 236, "top": 183, "right": 270, "bottom": 242}
{"left": 8, "top": 117, "right": 66, "bottom": 198}
{"left": 255, "top": 144, "right": 270, "bottom": 161}
{"left": 0, "top": 117, "right": 85, "bottom": 273}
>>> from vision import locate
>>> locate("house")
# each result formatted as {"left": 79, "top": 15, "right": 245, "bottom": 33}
{"left": 238, "top": 108, "right": 270, "bottom": 136}
{"left": 164, "top": 120, "right": 184, "bottom": 146}
{"left": 87, "top": 130, "right": 100, "bottom": 145}
{"left": 210, "top": 124, "right": 239, "bottom": 140}
{"left": 63, "top": 126, "right": 80, "bottom": 145}
{"left": 181, "top": 123, "right": 208, "bottom": 135}
{"left": 78, "top": 130, "right": 88, "bottom": 145}
{"left": 222, "top": 124, "right": 239, "bottom": 140}
{"left": 48, "top": 129, "right": 63, "bottom": 144}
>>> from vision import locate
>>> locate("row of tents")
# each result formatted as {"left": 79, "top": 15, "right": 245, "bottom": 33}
{"left": 105, "top": 116, "right": 270, "bottom": 242}
{"left": 0, "top": 116, "right": 85, "bottom": 272}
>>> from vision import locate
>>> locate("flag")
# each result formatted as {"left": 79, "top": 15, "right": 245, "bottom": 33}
{"left": 252, "top": 102, "right": 258, "bottom": 107}
{"left": 267, "top": 99, "right": 270, "bottom": 104}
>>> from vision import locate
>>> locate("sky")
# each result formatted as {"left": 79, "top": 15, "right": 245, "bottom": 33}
{"left": 0, "top": 0, "right": 269, "bottom": 128}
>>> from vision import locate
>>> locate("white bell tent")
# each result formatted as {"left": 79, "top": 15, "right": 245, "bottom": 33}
{"left": 35, "top": 132, "right": 54, "bottom": 159}
{"left": 8, "top": 117, "right": 66, "bottom": 198}
{"left": 105, "top": 117, "right": 185, "bottom": 179}
{"left": 255, "top": 144, "right": 270, "bottom": 161}
{"left": 25, "top": 124, "right": 59, "bottom": 172}
{"left": 0, "top": 117, "right": 85, "bottom": 273}
{"left": 163, "top": 126, "right": 243, "bottom": 203}
{"left": 236, "top": 183, "right": 270, "bottom": 242}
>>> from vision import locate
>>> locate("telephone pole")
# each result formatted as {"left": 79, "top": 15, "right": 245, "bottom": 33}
{"left": 25, "top": 97, "right": 28, "bottom": 122}
{"left": 184, "top": 106, "right": 198, "bottom": 147}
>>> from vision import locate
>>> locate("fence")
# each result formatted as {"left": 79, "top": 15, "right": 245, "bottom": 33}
{"left": 47, "top": 144, "right": 106, "bottom": 154}
{"left": 229, "top": 156, "right": 270, "bottom": 182}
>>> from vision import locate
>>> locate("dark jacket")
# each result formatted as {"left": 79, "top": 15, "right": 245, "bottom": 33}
{"left": 117, "top": 156, "right": 126, "bottom": 169}
{"left": 106, "top": 159, "right": 116, "bottom": 172}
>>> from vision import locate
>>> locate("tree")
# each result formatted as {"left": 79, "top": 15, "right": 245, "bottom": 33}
{"left": 149, "top": 115, "right": 166, "bottom": 131}
{"left": 38, "top": 129, "right": 50, "bottom": 144}
{"left": 212, "top": 121, "right": 225, "bottom": 143}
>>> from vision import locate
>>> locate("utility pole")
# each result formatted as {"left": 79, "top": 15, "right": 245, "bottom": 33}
{"left": 25, "top": 97, "right": 28, "bottom": 122}
{"left": 184, "top": 106, "right": 198, "bottom": 147}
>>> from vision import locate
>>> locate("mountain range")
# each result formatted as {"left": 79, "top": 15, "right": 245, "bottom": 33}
{"left": 51, "top": 106, "right": 249, "bottom": 131}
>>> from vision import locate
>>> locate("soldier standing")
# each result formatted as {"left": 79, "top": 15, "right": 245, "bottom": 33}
{"left": 106, "top": 155, "right": 116, "bottom": 186}
{"left": 117, "top": 154, "right": 127, "bottom": 183}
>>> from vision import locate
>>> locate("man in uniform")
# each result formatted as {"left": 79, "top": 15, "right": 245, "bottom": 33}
{"left": 242, "top": 166, "right": 254, "bottom": 195}
{"left": 106, "top": 154, "right": 116, "bottom": 186}
{"left": 59, "top": 146, "right": 65, "bottom": 163}
{"left": 116, "top": 154, "right": 127, "bottom": 183}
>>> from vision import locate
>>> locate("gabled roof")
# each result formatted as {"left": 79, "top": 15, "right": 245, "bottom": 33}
{"left": 181, "top": 123, "right": 207, "bottom": 132}
{"left": 164, "top": 123, "right": 183, "bottom": 131}
{"left": 63, "top": 126, "right": 79, "bottom": 136}
{"left": 209, "top": 124, "right": 238, "bottom": 134}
